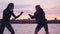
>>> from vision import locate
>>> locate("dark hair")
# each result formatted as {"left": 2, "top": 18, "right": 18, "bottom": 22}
{"left": 6, "top": 3, "right": 14, "bottom": 9}
{"left": 35, "top": 5, "right": 43, "bottom": 12}
{"left": 35, "top": 5, "right": 40, "bottom": 9}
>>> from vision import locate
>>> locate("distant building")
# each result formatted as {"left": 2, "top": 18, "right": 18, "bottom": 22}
{"left": 54, "top": 18, "right": 57, "bottom": 21}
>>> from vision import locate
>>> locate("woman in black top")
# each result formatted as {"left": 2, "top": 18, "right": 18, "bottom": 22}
{"left": 29, "top": 5, "right": 49, "bottom": 34}
{"left": 0, "top": 3, "right": 23, "bottom": 34}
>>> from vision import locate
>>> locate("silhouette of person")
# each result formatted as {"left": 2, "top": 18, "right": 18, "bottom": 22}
{"left": 28, "top": 5, "right": 49, "bottom": 34}
{"left": 0, "top": 3, "right": 23, "bottom": 34}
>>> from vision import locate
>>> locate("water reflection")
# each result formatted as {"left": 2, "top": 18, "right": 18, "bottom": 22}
{"left": 4, "top": 24, "right": 60, "bottom": 34}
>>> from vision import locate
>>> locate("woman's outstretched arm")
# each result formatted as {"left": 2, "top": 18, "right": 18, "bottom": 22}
{"left": 11, "top": 11, "right": 23, "bottom": 19}
{"left": 28, "top": 14, "right": 35, "bottom": 19}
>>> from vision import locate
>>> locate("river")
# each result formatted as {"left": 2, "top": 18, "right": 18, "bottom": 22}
{"left": 4, "top": 24, "right": 60, "bottom": 34}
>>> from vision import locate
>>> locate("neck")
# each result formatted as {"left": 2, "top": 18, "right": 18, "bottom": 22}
{"left": 9, "top": 8, "right": 13, "bottom": 11}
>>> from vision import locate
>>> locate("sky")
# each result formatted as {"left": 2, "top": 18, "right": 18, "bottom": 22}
{"left": 0, "top": 0, "right": 60, "bottom": 20}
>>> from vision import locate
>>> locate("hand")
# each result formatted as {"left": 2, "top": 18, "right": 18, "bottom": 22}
{"left": 28, "top": 14, "right": 31, "bottom": 16}
{"left": 20, "top": 12, "right": 24, "bottom": 15}
{"left": 16, "top": 12, "right": 23, "bottom": 18}
{"left": 28, "top": 14, "right": 32, "bottom": 17}
{"left": 28, "top": 14, "right": 34, "bottom": 19}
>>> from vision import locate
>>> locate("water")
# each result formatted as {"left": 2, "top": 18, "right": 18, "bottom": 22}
{"left": 4, "top": 24, "right": 60, "bottom": 34}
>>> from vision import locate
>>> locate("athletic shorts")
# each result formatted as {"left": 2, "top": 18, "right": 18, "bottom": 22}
{"left": 36, "top": 21, "right": 48, "bottom": 31}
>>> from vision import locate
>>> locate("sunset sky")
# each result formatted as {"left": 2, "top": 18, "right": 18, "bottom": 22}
{"left": 0, "top": 0, "right": 60, "bottom": 20}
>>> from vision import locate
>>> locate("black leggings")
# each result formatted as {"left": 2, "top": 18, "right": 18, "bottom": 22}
{"left": 0, "top": 22, "right": 15, "bottom": 34}
{"left": 36, "top": 21, "right": 48, "bottom": 32}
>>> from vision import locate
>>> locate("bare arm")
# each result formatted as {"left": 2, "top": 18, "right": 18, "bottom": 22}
{"left": 28, "top": 14, "right": 35, "bottom": 19}
{"left": 16, "top": 12, "right": 23, "bottom": 18}
{"left": 11, "top": 11, "right": 23, "bottom": 19}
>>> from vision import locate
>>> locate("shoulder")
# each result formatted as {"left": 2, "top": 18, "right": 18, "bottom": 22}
{"left": 40, "top": 8, "right": 43, "bottom": 11}
{"left": 3, "top": 9, "right": 9, "bottom": 12}
{"left": 3, "top": 9, "right": 7, "bottom": 13}
{"left": 3, "top": 9, "right": 6, "bottom": 11}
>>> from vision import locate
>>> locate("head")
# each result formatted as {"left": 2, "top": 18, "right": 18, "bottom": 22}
{"left": 35, "top": 5, "right": 41, "bottom": 10}
{"left": 6, "top": 3, "right": 14, "bottom": 10}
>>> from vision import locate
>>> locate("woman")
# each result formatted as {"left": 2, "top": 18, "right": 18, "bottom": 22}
{"left": 0, "top": 3, "right": 23, "bottom": 34}
{"left": 29, "top": 5, "right": 49, "bottom": 34}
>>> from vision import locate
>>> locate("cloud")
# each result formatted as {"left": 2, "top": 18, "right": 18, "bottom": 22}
{"left": 46, "top": 6, "right": 60, "bottom": 14}
{"left": 14, "top": 5, "right": 31, "bottom": 9}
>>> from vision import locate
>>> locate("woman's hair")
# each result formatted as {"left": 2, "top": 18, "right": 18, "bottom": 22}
{"left": 35, "top": 5, "right": 40, "bottom": 8}
{"left": 6, "top": 3, "right": 14, "bottom": 9}
{"left": 35, "top": 5, "right": 41, "bottom": 11}
{"left": 35, "top": 5, "right": 43, "bottom": 12}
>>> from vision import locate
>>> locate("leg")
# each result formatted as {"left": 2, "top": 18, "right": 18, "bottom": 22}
{"left": 0, "top": 23, "right": 5, "bottom": 34}
{"left": 6, "top": 23, "right": 15, "bottom": 34}
{"left": 34, "top": 30, "right": 38, "bottom": 34}
{"left": 44, "top": 23, "right": 49, "bottom": 34}
{"left": 34, "top": 24, "right": 42, "bottom": 34}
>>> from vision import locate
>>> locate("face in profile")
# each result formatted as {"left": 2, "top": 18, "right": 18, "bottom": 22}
{"left": 9, "top": 5, "right": 14, "bottom": 10}
{"left": 7, "top": 3, "right": 14, "bottom": 10}
{"left": 35, "top": 5, "right": 40, "bottom": 10}
{"left": 35, "top": 6, "right": 39, "bottom": 10}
